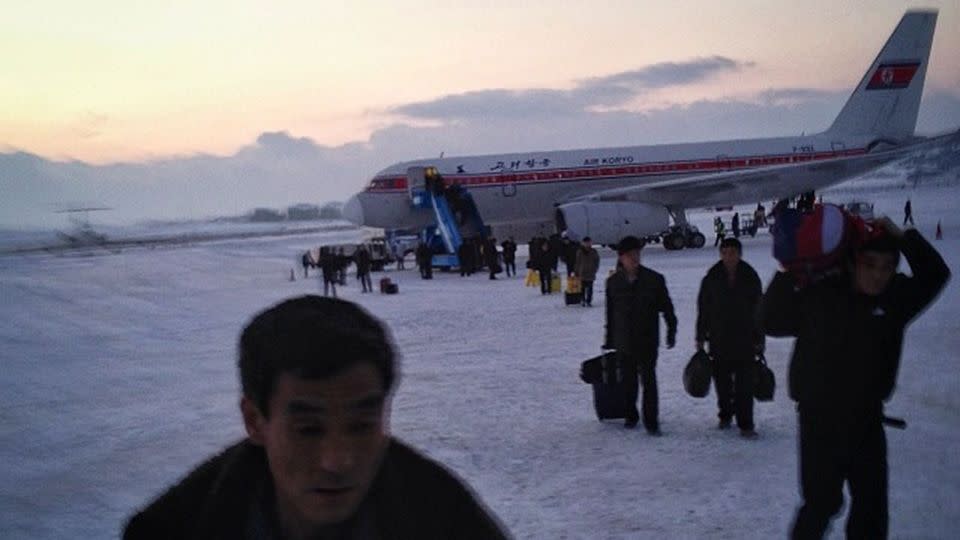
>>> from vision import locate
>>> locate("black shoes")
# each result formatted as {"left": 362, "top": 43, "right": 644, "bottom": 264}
{"left": 718, "top": 418, "right": 732, "bottom": 430}
{"left": 646, "top": 427, "right": 663, "bottom": 437}
{"left": 624, "top": 418, "right": 639, "bottom": 429}
{"left": 740, "top": 429, "right": 759, "bottom": 439}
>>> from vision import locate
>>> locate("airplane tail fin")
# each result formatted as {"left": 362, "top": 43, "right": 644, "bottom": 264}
{"left": 826, "top": 10, "right": 937, "bottom": 141}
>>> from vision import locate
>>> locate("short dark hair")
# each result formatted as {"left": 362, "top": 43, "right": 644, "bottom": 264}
{"left": 238, "top": 296, "right": 397, "bottom": 416}
{"left": 719, "top": 237, "right": 742, "bottom": 252}
{"left": 582, "top": 236, "right": 592, "bottom": 243}
{"left": 857, "top": 232, "right": 901, "bottom": 265}
{"left": 616, "top": 235, "right": 644, "bottom": 254}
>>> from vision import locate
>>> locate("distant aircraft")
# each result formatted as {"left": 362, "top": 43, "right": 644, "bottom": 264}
{"left": 345, "top": 10, "right": 956, "bottom": 248}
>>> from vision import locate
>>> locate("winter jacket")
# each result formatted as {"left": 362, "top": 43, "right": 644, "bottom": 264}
{"left": 574, "top": 247, "right": 600, "bottom": 281}
{"left": 760, "top": 229, "right": 949, "bottom": 410}
{"left": 604, "top": 267, "right": 677, "bottom": 354}
{"left": 500, "top": 240, "right": 517, "bottom": 262}
{"left": 123, "top": 438, "right": 509, "bottom": 540}
{"left": 354, "top": 247, "right": 372, "bottom": 275}
{"left": 696, "top": 260, "right": 763, "bottom": 356}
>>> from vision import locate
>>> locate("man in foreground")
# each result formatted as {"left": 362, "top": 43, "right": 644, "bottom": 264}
{"left": 124, "top": 296, "right": 508, "bottom": 539}
{"left": 760, "top": 217, "right": 949, "bottom": 538}
{"left": 696, "top": 237, "right": 764, "bottom": 437}
{"left": 604, "top": 236, "right": 677, "bottom": 434}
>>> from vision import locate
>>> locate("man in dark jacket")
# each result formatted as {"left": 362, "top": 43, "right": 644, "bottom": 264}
{"left": 501, "top": 237, "right": 517, "bottom": 277}
{"left": 354, "top": 246, "right": 373, "bottom": 293}
{"left": 604, "top": 236, "right": 678, "bottom": 433}
{"left": 760, "top": 218, "right": 949, "bottom": 539}
{"left": 123, "top": 296, "right": 508, "bottom": 539}
{"left": 416, "top": 241, "right": 433, "bottom": 280}
{"left": 696, "top": 237, "right": 764, "bottom": 437}
{"left": 536, "top": 242, "right": 554, "bottom": 294}
{"left": 574, "top": 236, "right": 600, "bottom": 306}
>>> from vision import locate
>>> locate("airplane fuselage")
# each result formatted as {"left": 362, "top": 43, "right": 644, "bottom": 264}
{"left": 350, "top": 132, "right": 880, "bottom": 235}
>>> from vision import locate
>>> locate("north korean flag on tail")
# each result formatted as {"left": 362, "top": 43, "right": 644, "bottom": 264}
{"left": 866, "top": 62, "right": 921, "bottom": 90}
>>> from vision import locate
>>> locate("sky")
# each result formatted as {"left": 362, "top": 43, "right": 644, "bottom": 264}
{"left": 1, "top": 0, "right": 959, "bottom": 227}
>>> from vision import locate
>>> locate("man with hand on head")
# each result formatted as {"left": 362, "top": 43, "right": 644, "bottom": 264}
{"left": 760, "top": 217, "right": 949, "bottom": 539}
{"left": 604, "top": 236, "right": 678, "bottom": 434}
{"left": 124, "top": 296, "right": 509, "bottom": 540}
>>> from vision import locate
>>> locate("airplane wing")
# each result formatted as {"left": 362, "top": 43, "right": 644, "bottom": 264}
{"left": 568, "top": 131, "right": 959, "bottom": 210}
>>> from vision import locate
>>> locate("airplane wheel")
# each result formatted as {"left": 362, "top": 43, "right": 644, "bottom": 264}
{"left": 665, "top": 233, "right": 686, "bottom": 250}
{"left": 686, "top": 232, "right": 706, "bottom": 249}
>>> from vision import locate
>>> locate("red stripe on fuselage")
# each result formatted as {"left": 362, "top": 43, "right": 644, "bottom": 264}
{"left": 364, "top": 148, "right": 868, "bottom": 192}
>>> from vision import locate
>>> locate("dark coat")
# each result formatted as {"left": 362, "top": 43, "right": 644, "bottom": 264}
{"left": 760, "top": 229, "right": 949, "bottom": 410}
{"left": 605, "top": 266, "right": 678, "bottom": 354}
{"left": 124, "top": 438, "right": 509, "bottom": 540}
{"left": 696, "top": 260, "right": 763, "bottom": 356}
{"left": 354, "top": 247, "right": 372, "bottom": 275}
{"left": 500, "top": 240, "right": 517, "bottom": 263}
{"left": 320, "top": 253, "right": 339, "bottom": 282}
{"left": 574, "top": 247, "right": 600, "bottom": 281}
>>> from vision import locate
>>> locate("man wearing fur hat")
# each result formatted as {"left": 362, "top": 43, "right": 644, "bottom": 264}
{"left": 604, "top": 236, "right": 677, "bottom": 434}
{"left": 760, "top": 217, "right": 949, "bottom": 539}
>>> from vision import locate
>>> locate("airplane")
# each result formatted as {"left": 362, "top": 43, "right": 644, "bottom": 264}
{"left": 344, "top": 10, "right": 955, "bottom": 249}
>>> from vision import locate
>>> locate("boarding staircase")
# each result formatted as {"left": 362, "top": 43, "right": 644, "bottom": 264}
{"left": 407, "top": 166, "right": 488, "bottom": 268}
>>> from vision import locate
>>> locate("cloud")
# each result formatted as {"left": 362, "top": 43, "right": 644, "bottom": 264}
{"left": 391, "top": 57, "right": 751, "bottom": 120}
{"left": 579, "top": 56, "right": 750, "bottom": 91}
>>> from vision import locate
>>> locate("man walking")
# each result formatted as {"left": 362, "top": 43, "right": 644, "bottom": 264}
{"left": 903, "top": 198, "right": 914, "bottom": 226}
{"left": 501, "top": 237, "right": 517, "bottom": 277}
{"left": 760, "top": 217, "right": 949, "bottom": 538}
{"left": 574, "top": 236, "right": 600, "bottom": 306}
{"left": 696, "top": 237, "right": 764, "bottom": 438}
{"left": 604, "top": 236, "right": 677, "bottom": 434}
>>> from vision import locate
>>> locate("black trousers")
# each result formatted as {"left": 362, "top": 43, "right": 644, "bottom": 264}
{"left": 504, "top": 260, "right": 516, "bottom": 276}
{"left": 358, "top": 272, "right": 372, "bottom": 292}
{"left": 539, "top": 269, "right": 552, "bottom": 294}
{"left": 792, "top": 408, "right": 888, "bottom": 539}
{"left": 711, "top": 350, "right": 754, "bottom": 430}
{"left": 581, "top": 280, "right": 594, "bottom": 305}
{"left": 620, "top": 352, "right": 658, "bottom": 430}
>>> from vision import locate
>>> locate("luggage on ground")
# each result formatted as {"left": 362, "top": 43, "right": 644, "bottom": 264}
{"left": 580, "top": 351, "right": 626, "bottom": 420}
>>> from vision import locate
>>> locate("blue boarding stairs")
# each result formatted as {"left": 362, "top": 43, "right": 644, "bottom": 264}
{"left": 407, "top": 166, "right": 489, "bottom": 269}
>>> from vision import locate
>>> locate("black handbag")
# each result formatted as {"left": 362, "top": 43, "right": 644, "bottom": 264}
{"left": 753, "top": 353, "right": 775, "bottom": 401}
{"left": 683, "top": 350, "right": 712, "bottom": 398}
{"left": 580, "top": 351, "right": 619, "bottom": 384}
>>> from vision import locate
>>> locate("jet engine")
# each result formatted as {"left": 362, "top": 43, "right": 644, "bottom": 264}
{"left": 556, "top": 201, "right": 670, "bottom": 245}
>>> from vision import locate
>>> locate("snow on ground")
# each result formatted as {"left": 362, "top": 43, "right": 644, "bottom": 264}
{"left": 1, "top": 179, "right": 959, "bottom": 539}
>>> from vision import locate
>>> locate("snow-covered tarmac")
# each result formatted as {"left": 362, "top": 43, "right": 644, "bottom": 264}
{"left": 1, "top": 181, "right": 958, "bottom": 538}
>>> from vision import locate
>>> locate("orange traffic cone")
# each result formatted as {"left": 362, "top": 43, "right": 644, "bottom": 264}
{"left": 935, "top": 221, "right": 943, "bottom": 240}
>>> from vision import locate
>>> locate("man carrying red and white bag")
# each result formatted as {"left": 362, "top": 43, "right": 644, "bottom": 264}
{"left": 760, "top": 206, "right": 950, "bottom": 539}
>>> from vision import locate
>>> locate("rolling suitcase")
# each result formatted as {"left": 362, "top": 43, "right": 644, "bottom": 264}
{"left": 580, "top": 351, "right": 626, "bottom": 420}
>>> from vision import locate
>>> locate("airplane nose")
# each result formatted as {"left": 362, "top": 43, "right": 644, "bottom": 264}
{"left": 343, "top": 194, "right": 365, "bottom": 226}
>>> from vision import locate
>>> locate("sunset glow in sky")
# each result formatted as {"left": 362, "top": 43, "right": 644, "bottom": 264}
{"left": 3, "top": 0, "right": 958, "bottom": 164}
